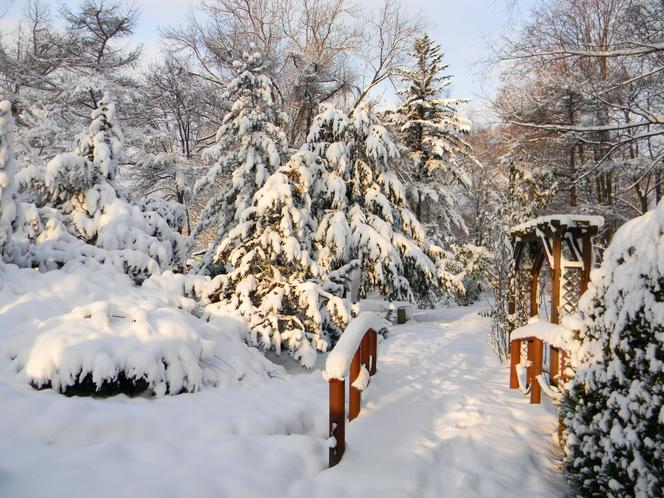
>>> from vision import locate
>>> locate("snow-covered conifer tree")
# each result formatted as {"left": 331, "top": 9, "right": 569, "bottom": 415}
{"left": 191, "top": 48, "right": 288, "bottom": 273}
{"left": 0, "top": 101, "right": 18, "bottom": 261}
{"left": 204, "top": 151, "right": 349, "bottom": 367}
{"left": 390, "top": 33, "right": 475, "bottom": 240}
{"left": 561, "top": 201, "right": 664, "bottom": 497}
{"left": 14, "top": 93, "right": 185, "bottom": 279}
{"left": 307, "top": 103, "right": 462, "bottom": 307}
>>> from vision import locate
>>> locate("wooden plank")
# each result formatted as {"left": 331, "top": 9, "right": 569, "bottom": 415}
{"left": 349, "top": 349, "right": 361, "bottom": 421}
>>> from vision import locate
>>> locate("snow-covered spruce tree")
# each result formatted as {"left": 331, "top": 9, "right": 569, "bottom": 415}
{"left": 191, "top": 48, "right": 288, "bottom": 273}
{"left": 0, "top": 101, "right": 18, "bottom": 262}
{"left": 204, "top": 151, "right": 349, "bottom": 367}
{"left": 389, "top": 33, "right": 475, "bottom": 240}
{"left": 561, "top": 201, "right": 664, "bottom": 498}
{"left": 13, "top": 93, "right": 185, "bottom": 279}
{"left": 307, "top": 103, "right": 463, "bottom": 307}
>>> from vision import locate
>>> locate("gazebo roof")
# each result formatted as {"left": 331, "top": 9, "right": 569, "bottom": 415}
{"left": 511, "top": 214, "right": 604, "bottom": 241}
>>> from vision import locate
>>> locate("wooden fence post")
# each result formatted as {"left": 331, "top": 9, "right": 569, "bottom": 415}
{"left": 530, "top": 339, "right": 543, "bottom": 404}
{"left": 360, "top": 333, "right": 370, "bottom": 370}
{"left": 349, "top": 349, "right": 361, "bottom": 421}
{"left": 510, "top": 340, "right": 520, "bottom": 389}
{"left": 368, "top": 329, "right": 377, "bottom": 375}
{"left": 549, "top": 346, "right": 559, "bottom": 386}
{"left": 329, "top": 378, "right": 345, "bottom": 467}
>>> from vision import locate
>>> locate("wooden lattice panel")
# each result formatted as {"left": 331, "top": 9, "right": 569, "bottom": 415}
{"left": 561, "top": 266, "right": 582, "bottom": 317}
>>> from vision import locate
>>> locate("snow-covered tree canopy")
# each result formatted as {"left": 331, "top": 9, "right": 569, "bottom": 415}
{"left": 10, "top": 93, "right": 185, "bottom": 280}
{"left": 562, "top": 200, "right": 664, "bottom": 497}
{"left": 388, "top": 33, "right": 477, "bottom": 240}
{"left": 204, "top": 151, "right": 350, "bottom": 367}
{"left": 191, "top": 48, "right": 288, "bottom": 273}
{"left": 307, "top": 103, "right": 464, "bottom": 307}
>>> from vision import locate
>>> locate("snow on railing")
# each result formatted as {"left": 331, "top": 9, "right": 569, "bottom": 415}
{"left": 323, "top": 312, "right": 385, "bottom": 467}
{"left": 509, "top": 321, "right": 569, "bottom": 404}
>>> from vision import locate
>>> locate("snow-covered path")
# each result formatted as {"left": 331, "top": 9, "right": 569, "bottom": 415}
{"left": 0, "top": 307, "right": 566, "bottom": 497}
{"left": 290, "top": 308, "right": 567, "bottom": 497}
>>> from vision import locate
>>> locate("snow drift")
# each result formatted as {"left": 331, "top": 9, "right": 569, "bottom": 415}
{"left": 0, "top": 262, "right": 280, "bottom": 396}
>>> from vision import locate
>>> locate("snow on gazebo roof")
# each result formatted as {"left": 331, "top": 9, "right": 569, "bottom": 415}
{"left": 511, "top": 214, "right": 604, "bottom": 240}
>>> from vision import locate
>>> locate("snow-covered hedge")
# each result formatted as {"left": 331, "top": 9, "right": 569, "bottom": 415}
{"left": 561, "top": 201, "right": 664, "bottom": 497}
{"left": 0, "top": 262, "right": 280, "bottom": 397}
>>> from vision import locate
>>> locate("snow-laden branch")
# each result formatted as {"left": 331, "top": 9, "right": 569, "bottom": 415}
{"left": 502, "top": 41, "right": 664, "bottom": 61}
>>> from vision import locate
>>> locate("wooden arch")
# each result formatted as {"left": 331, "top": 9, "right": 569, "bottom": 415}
{"left": 509, "top": 215, "right": 603, "bottom": 325}
{"left": 508, "top": 215, "right": 603, "bottom": 400}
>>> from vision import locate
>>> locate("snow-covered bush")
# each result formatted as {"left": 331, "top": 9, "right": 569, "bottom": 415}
{"left": 0, "top": 101, "right": 18, "bottom": 262}
{"left": 561, "top": 201, "right": 664, "bottom": 497}
{"left": 451, "top": 243, "right": 491, "bottom": 305}
{"left": 13, "top": 93, "right": 186, "bottom": 280}
{"left": 0, "top": 262, "right": 279, "bottom": 397}
{"left": 138, "top": 196, "right": 187, "bottom": 233}
{"left": 130, "top": 152, "right": 193, "bottom": 232}
{"left": 307, "top": 103, "right": 463, "bottom": 307}
{"left": 204, "top": 151, "right": 350, "bottom": 368}
{"left": 191, "top": 48, "right": 288, "bottom": 272}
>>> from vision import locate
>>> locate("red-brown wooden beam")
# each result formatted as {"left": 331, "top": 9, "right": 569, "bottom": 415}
{"left": 329, "top": 378, "right": 345, "bottom": 467}
{"left": 368, "top": 329, "right": 377, "bottom": 375}
{"left": 349, "top": 349, "right": 361, "bottom": 421}
{"left": 550, "top": 346, "right": 560, "bottom": 386}
{"left": 360, "top": 333, "right": 370, "bottom": 370}
{"left": 530, "top": 339, "right": 543, "bottom": 404}
{"left": 551, "top": 235, "right": 562, "bottom": 324}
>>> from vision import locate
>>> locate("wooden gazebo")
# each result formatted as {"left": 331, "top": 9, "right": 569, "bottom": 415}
{"left": 508, "top": 214, "right": 604, "bottom": 402}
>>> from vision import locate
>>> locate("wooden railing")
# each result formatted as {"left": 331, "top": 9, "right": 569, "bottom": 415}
{"left": 328, "top": 328, "right": 377, "bottom": 467}
{"left": 509, "top": 336, "right": 568, "bottom": 404}
{"left": 325, "top": 312, "right": 384, "bottom": 468}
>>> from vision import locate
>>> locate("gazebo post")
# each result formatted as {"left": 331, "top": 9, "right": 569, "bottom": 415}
{"left": 551, "top": 234, "right": 562, "bottom": 325}
{"left": 530, "top": 338, "right": 543, "bottom": 404}
{"left": 549, "top": 234, "right": 560, "bottom": 385}
{"left": 581, "top": 234, "right": 592, "bottom": 294}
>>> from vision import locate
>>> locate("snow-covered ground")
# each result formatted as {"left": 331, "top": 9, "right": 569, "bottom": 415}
{"left": 0, "top": 300, "right": 566, "bottom": 497}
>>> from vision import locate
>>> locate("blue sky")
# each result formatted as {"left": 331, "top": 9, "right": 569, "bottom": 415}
{"left": 1, "top": 0, "right": 537, "bottom": 118}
